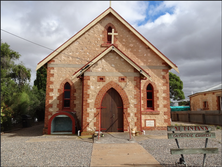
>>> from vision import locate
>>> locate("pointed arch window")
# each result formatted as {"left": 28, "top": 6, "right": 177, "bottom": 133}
{"left": 107, "top": 26, "right": 112, "bottom": 43}
{"left": 147, "top": 84, "right": 154, "bottom": 110}
{"left": 63, "top": 82, "right": 71, "bottom": 108}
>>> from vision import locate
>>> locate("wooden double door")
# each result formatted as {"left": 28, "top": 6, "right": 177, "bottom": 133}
{"left": 101, "top": 88, "right": 123, "bottom": 132}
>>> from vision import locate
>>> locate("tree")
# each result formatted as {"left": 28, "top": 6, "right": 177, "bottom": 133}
{"left": 33, "top": 66, "right": 47, "bottom": 121}
{"left": 1, "top": 42, "right": 32, "bottom": 130}
{"left": 34, "top": 66, "right": 47, "bottom": 91}
{"left": 169, "top": 72, "right": 185, "bottom": 101}
{"left": 1, "top": 42, "right": 22, "bottom": 105}
{"left": 11, "top": 63, "right": 31, "bottom": 90}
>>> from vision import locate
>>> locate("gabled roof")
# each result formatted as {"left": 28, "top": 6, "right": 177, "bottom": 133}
{"left": 188, "top": 83, "right": 222, "bottom": 97}
{"left": 36, "top": 7, "right": 179, "bottom": 73}
{"left": 202, "top": 83, "right": 222, "bottom": 92}
{"left": 72, "top": 44, "right": 151, "bottom": 81}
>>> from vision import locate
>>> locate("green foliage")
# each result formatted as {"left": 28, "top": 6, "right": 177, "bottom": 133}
{"left": 1, "top": 42, "right": 46, "bottom": 131}
{"left": 178, "top": 101, "right": 190, "bottom": 106}
{"left": 23, "top": 85, "right": 46, "bottom": 120}
{"left": 1, "top": 103, "right": 13, "bottom": 131}
{"left": 11, "top": 63, "right": 31, "bottom": 89}
{"left": 216, "top": 126, "right": 221, "bottom": 130}
{"left": 169, "top": 72, "right": 185, "bottom": 101}
{"left": 34, "top": 66, "right": 47, "bottom": 91}
{"left": 12, "top": 91, "right": 30, "bottom": 116}
{"left": 34, "top": 66, "right": 47, "bottom": 121}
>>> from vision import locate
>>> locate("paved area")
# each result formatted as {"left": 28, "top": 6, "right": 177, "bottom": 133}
{"left": 93, "top": 132, "right": 136, "bottom": 143}
{"left": 92, "top": 132, "right": 161, "bottom": 166}
{"left": 3, "top": 121, "right": 220, "bottom": 166}
{"left": 90, "top": 143, "right": 161, "bottom": 167}
{"left": 1, "top": 124, "right": 161, "bottom": 166}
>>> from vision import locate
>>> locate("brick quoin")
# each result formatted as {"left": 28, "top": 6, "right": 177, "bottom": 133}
{"left": 43, "top": 60, "right": 55, "bottom": 134}
{"left": 134, "top": 77, "right": 141, "bottom": 131}
{"left": 81, "top": 76, "right": 90, "bottom": 133}
{"left": 92, "top": 81, "right": 130, "bottom": 133}
{"left": 162, "top": 69, "right": 171, "bottom": 126}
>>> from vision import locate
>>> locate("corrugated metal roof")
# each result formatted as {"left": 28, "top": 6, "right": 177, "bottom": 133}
{"left": 188, "top": 83, "right": 222, "bottom": 97}
{"left": 202, "top": 83, "right": 222, "bottom": 92}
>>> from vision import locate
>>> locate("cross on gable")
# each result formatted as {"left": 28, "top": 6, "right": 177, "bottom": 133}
{"left": 108, "top": 28, "right": 118, "bottom": 44}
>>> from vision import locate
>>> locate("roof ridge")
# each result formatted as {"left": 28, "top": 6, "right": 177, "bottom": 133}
{"left": 36, "top": 6, "right": 178, "bottom": 73}
{"left": 203, "top": 83, "right": 222, "bottom": 91}
{"left": 109, "top": 7, "right": 177, "bottom": 68}
{"left": 37, "top": 7, "right": 111, "bottom": 66}
{"left": 72, "top": 44, "right": 151, "bottom": 80}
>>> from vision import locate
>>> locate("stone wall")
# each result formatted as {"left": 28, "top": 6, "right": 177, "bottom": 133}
{"left": 190, "top": 90, "right": 222, "bottom": 111}
{"left": 43, "top": 12, "right": 172, "bottom": 134}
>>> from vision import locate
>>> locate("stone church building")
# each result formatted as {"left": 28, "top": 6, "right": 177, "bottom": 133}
{"left": 36, "top": 7, "right": 179, "bottom": 135}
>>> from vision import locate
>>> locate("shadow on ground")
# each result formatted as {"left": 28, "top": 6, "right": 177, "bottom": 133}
{"left": 2, "top": 122, "right": 44, "bottom": 137}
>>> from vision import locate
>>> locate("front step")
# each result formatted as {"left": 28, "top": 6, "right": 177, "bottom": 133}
{"left": 93, "top": 132, "right": 135, "bottom": 143}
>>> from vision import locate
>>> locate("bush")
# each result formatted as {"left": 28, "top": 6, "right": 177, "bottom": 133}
{"left": 1, "top": 104, "right": 13, "bottom": 131}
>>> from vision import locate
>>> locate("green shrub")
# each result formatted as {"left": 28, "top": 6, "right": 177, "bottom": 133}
{"left": 216, "top": 126, "right": 221, "bottom": 130}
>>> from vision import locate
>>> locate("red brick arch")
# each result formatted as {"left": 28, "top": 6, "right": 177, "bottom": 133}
{"left": 57, "top": 78, "right": 76, "bottom": 111}
{"left": 94, "top": 81, "right": 130, "bottom": 131}
{"left": 48, "top": 111, "right": 75, "bottom": 134}
{"left": 143, "top": 80, "right": 159, "bottom": 111}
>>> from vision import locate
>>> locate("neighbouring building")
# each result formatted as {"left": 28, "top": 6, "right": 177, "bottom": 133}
{"left": 189, "top": 84, "right": 222, "bottom": 111}
{"left": 36, "top": 7, "right": 179, "bottom": 135}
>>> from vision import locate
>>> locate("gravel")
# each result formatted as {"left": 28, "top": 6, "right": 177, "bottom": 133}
{"left": 138, "top": 130, "right": 222, "bottom": 167}
{"left": 1, "top": 124, "right": 93, "bottom": 166}
{"left": 1, "top": 123, "right": 221, "bottom": 167}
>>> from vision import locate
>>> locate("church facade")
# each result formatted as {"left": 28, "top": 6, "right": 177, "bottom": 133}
{"left": 36, "top": 8, "right": 179, "bottom": 135}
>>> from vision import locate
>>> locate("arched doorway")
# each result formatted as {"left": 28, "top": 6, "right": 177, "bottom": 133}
{"left": 51, "top": 115, "right": 72, "bottom": 134}
{"left": 48, "top": 111, "right": 75, "bottom": 134}
{"left": 101, "top": 88, "right": 123, "bottom": 132}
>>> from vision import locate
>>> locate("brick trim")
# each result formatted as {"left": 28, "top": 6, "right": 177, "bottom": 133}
{"left": 162, "top": 69, "right": 171, "bottom": 125}
{"left": 119, "top": 76, "right": 127, "bottom": 82}
{"left": 97, "top": 76, "right": 106, "bottom": 82}
{"left": 93, "top": 81, "right": 130, "bottom": 132}
{"left": 43, "top": 61, "right": 54, "bottom": 134}
{"left": 142, "top": 111, "right": 160, "bottom": 115}
{"left": 217, "top": 96, "right": 221, "bottom": 110}
{"left": 101, "top": 23, "right": 118, "bottom": 47}
{"left": 142, "top": 80, "right": 159, "bottom": 113}
{"left": 48, "top": 111, "right": 76, "bottom": 134}
{"left": 134, "top": 77, "right": 141, "bottom": 131}
{"left": 57, "top": 79, "right": 76, "bottom": 111}
{"left": 81, "top": 76, "right": 90, "bottom": 132}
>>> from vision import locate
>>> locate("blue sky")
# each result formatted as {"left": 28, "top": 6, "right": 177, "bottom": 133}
{"left": 137, "top": 1, "right": 175, "bottom": 26}
{"left": 1, "top": 1, "right": 221, "bottom": 98}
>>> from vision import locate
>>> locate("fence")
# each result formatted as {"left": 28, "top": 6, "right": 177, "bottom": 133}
{"left": 171, "top": 110, "right": 222, "bottom": 126}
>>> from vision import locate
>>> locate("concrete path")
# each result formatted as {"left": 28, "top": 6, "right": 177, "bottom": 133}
{"left": 90, "top": 143, "right": 161, "bottom": 167}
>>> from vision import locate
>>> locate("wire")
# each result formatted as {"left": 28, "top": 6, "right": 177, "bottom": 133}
{"left": 1, "top": 29, "right": 89, "bottom": 63}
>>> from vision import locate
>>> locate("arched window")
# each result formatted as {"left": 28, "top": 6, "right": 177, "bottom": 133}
{"left": 63, "top": 82, "right": 71, "bottom": 109}
{"left": 147, "top": 84, "right": 154, "bottom": 110}
{"left": 107, "top": 26, "right": 112, "bottom": 43}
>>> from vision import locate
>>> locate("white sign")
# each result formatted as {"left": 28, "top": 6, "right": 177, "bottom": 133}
{"left": 146, "top": 120, "right": 154, "bottom": 127}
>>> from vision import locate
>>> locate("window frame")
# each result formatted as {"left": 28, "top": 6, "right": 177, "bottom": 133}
{"left": 63, "top": 82, "right": 71, "bottom": 109}
{"left": 203, "top": 101, "right": 208, "bottom": 110}
{"left": 146, "top": 84, "right": 154, "bottom": 110}
{"left": 107, "top": 26, "right": 112, "bottom": 44}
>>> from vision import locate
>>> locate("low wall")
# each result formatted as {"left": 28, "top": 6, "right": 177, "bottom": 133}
{"left": 171, "top": 110, "right": 222, "bottom": 126}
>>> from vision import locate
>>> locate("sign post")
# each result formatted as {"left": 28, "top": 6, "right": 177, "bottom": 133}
{"left": 167, "top": 126, "right": 218, "bottom": 166}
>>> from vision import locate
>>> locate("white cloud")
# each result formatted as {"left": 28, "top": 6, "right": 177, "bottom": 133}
{"left": 1, "top": 1, "right": 221, "bottom": 98}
